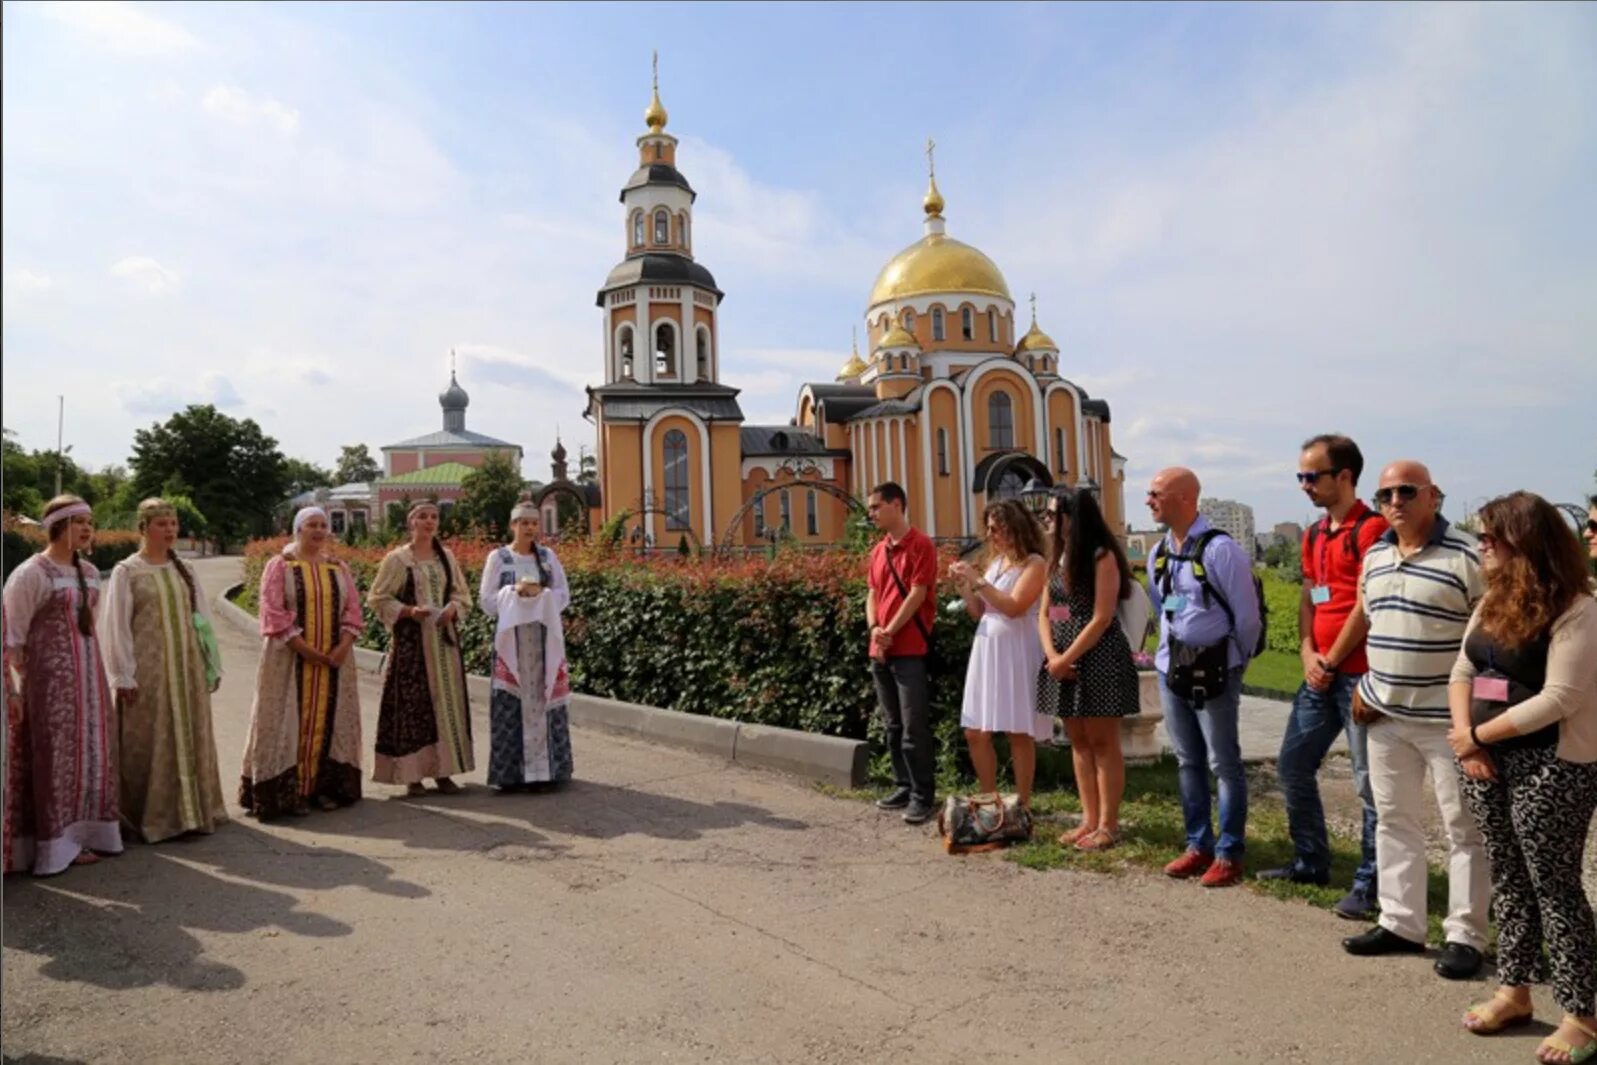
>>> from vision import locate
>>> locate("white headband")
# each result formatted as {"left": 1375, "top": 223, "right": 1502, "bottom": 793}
{"left": 44, "top": 501, "right": 93, "bottom": 532}
{"left": 292, "top": 506, "right": 329, "bottom": 534}
{"left": 510, "top": 500, "right": 540, "bottom": 523}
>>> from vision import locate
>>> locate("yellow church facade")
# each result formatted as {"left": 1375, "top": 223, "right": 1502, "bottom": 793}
{"left": 586, "top": 71, "right": 1125, "bottom": 549}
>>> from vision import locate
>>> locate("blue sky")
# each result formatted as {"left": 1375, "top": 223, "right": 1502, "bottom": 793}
{"left": 4, "top": 1, "right": 1594, "bottom": 526}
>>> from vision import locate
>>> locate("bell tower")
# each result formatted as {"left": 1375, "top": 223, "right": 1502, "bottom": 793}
{"left": 595, "top": 53, "right": 724, "bottom": 389}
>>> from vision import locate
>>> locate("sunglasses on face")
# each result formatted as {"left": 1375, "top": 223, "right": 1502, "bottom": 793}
{"left": 1586, "top": 520, "right": 1597, "bottom": 535}
{"left": 1296, "top": 468, "right": 1341, "bottom": 486}
{"left": 1374, "top": 484, "right": 1426, "bottom": 506}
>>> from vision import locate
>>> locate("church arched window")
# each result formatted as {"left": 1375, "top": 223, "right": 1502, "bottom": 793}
{"left": 680, "top": 212, "right": 690, "bottom": 250}
{"left": 988, "top": 309, "right": 998, "bottom": 343}
{"left": 937, "top": 428, "right": 950, "bottom": 476}
{"left": 655, "top": 322, "right": 676, "bottom": 376}
{"left": 619, "top": 325, "right": 635, "bottom": 378}
{"left": 961, "top": 307, "right": 974, "bottom": 341}
{"left": 632, "top": 211, "right": 644, "bottom": 248}
{"left": 988, "top": 391, "right": 1014, "bottom": 449}
{"left": 663, "top": 429, "right": 690, "bottom": 531}
{"left": 903, "top": 309, "right": 915, "bottom": 333}
{"left": 653, "top": 209, "right": 670, "bottom": 245}
{"left": 931, "top": 307, "right": 946, "bottom": 342}
{"left": 805, "top": 490, "right": 818, "bottom": 536}
{"left": 1055, "top": 428, "right": 1068, "bottom": 475}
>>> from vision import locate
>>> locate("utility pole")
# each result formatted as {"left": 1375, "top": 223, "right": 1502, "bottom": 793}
{"left": 54, "top": 395, "right": 64, "bottom": 496}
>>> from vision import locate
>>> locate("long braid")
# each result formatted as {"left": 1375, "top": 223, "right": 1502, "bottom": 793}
{"left": 170, "top": 553, "right": 199, "bottom": 614}
{"left": 72, "top": 551, "right": 94, "bottom": 636}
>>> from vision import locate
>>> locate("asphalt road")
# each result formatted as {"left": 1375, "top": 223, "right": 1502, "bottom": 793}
{"left": 0, "top": 557, "right": 1559, "bottom": 1064}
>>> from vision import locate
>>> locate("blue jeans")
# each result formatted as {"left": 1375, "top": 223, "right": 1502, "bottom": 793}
{"left": 1159, "top": 668, "right": 1248, "bottom": 862}
{"left": 1276, "top": 674, "right": 1378, "bottom": 891}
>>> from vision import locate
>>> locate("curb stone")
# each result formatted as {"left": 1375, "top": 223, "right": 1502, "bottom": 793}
{"left": 216, "top": 583, "right": 868, "bottom": 788}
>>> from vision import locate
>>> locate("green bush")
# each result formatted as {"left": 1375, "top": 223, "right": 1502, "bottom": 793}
{"left": 3, "top": 522, "right": 142, "bottom": 582}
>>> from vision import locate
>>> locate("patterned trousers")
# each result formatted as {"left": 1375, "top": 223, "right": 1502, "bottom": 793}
{"left": 1460, "top": 742, "right": 1597, "bottom": 1016}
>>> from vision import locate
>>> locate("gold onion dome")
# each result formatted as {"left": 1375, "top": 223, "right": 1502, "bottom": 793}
{"left": 645, "top": 88, "right": 668, "bottom": 133}
{"left": 1017, "top": 320, "right": 1058, "bottom": 353}
{"left": 868, "top": 235, "right": 1012, "bottom": 307}
{"left": 877, "top": 323, "right": 921, "bottom": 350}
{"left": 837, "top": 335, "right": 868, "bottom": 380}
{"left": 923, "top": 174, "right": 945, "bottom": 217}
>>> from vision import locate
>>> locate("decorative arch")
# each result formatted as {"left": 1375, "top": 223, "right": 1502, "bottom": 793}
{"left": 641, "top": 408, "right": 713, "bottom": 538}
{"left": 717, "top": 478, "right": 868, "bottom": 553}
{"left": 623, "top": 496, "right": 703, "bottom": 551}
{"left": 532, "top": 481, "right": 594, "bottom": 537}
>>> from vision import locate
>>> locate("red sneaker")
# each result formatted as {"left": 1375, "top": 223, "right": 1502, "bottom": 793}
{"left": 1200, "top": 859, "right": 1245, "bottom": 888}
{"left": 1164, "top": 849, "right": 1214, "bottom": 879}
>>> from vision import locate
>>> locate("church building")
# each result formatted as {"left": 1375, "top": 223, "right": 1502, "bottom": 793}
{"left": 586, "top": 65, "right": 1125, "bottom": 549}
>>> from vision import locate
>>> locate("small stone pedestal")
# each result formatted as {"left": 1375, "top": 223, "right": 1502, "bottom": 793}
{"left": 1122, "top": 671, "right": 1165, "bottom": 762}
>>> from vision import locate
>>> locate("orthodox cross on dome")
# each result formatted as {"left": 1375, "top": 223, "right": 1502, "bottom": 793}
{"left": 645, "top": 50, "right": 668, "bottom": 133}
{"left": 925, "top": 136, "right": 936, "bottom": 178}
{"left": 1029, "top": 292, "right": 1037, "bottom": 324}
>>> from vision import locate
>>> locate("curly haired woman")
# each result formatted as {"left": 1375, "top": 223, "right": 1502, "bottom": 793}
{"left": 1447, "top": 492, "right": 1597, "bottom": 1064}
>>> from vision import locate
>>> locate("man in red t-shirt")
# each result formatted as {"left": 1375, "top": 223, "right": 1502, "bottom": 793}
{"left": 865, "top": 481, "right": 939, "bottom": 824}
{"left": 1259, "top": 434, "right": 1388, "bottom": 920}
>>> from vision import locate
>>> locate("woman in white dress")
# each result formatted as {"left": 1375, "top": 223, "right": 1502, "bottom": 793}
{"left": 950, "top": 500, "right": 1050, "bottom": 808}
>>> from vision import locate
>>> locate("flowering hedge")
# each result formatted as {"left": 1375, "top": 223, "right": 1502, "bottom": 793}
{"left": 239, "top": 538, "right": 981, "bottom": 771}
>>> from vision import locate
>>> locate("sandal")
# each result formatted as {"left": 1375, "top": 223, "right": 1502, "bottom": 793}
{"left": 1075, "top": 828, "right": 1120, "bottom": 852}
{"left": 1539, "top": 1016, "right": 1597, "bottom": 1065}
{"left": 433, "top": 778, "right": 463, "bottom": 796}
{"left": 1057, "top": 825, "right": 1095, "bottom": 847}
{"left": 1463, "top": 990, "right": 1534, "bottom": 1034}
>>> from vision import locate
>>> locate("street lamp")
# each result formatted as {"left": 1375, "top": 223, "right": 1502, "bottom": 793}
{"left": 1021, "top": 478, "right": 1052, "bottom": 515}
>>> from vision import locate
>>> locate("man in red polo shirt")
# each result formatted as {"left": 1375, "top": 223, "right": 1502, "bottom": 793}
{"left": 866, "top": 481, "right": 939, "bottom": 824}
{"left": 1259, "top": 434, "right": 1388, "bottom": 919}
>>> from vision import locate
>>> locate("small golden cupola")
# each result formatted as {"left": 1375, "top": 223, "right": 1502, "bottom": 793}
{"left": 872, "top": 322, "right": 922, "bottom": 400}
{"left": 836, "top": 328, "right": 868, "bottom": 382}
{"left": 638, "top": 52, "right": 677, "bottom": 168}
{"left": 1015, "top": 293, "right": 1059, "bottom": 377}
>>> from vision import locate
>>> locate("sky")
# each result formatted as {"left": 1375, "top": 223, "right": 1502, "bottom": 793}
{"left": 3, "top": 1, "right": 1594, "bottom": 528}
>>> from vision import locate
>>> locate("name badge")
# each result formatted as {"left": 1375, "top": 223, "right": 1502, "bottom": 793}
{"left": 1163, "top": 594, "right": 1188, "bottom": 615}
{"left": 1310, "top": 585, "right": 1332, "bottom": 606}
{"left": 1048, "top": 605, "right": 1072, "bottom": 623}
{"left": 1473, "top": 675, "right": 1509, "bottom": 702}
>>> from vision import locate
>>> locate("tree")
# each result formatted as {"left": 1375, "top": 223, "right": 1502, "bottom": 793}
{"left": 129, "top": 405, "right": 289, "bottom": 550}
{"left": 577, "top": 446, "right": 598, "bottom": 485}
{"left": 335, "top": 444, "right": 382, "bottom": 485}
{"left": 454, "top": 452, "right": 526, "bottom": 541}
{"left": 284, "top": 458, "right": 334, "bottom": 497}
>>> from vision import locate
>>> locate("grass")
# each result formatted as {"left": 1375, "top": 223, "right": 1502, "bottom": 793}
{"left": 1243, "top": 649, "right": 1303, "bottom": 699}
{"left": 830, "top": 756, "right": 1454, "bottom": 944}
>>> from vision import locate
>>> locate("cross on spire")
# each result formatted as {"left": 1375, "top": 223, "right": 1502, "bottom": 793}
{"left": 652, "top": 50, "right": 659, "bottom": 93}
{"left": 925, "top": 136, "right": 936, "bottom": 179}
{"left": 1029, "top": 292, "right": 1037, "bottom": 323}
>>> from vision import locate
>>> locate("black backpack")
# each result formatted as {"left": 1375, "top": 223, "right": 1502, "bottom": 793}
{"left": 1303, "top": 511, "right": 1377, "bottom": 582}
{"left": 1151, "top": 529, "right": 1267, "bottom": 660}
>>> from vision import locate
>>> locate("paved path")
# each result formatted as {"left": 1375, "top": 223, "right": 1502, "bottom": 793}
{"left": 0, "top": 558, "right": 1549, "bottom": 1064}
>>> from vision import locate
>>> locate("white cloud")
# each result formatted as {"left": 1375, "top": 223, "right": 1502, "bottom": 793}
{"left": 202, "top": 85, "right": 301, "bottom": 135}
{"left": 109, "top": 256, "right": 181, "bottom": 295}
{"left": 117, "top": 374, "right": 242, "bottom": 417}
{"left": 40, "top": 1, "right": 200, "bottom": 56}
{"left": 3, "top": 268, "right": 55, "bottom": 295}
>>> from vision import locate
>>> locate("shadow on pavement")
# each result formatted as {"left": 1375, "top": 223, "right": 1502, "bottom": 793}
{"left": 1, "top": 821, "right": 425, "bottom": 992}
{"left": 389, "top": 777, "right": 812, "bottom": 843}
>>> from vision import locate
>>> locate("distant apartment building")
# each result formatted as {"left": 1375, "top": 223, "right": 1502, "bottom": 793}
{"left": 1200, "top": 498, "right": 1257, "bottom": 557}
{"left": 1273, "top": 521, "right": 1304, "bottom": 546}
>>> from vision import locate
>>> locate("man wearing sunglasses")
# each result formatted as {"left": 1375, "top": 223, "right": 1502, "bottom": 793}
{"left": 1259, "top": 435, "right": 1386, "bottom": 921}
{"left": 1340, "top": 460, "right": 1489, "bottom": 981}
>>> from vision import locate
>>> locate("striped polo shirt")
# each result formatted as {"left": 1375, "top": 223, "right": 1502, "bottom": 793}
{"left": 1357, "top": 515, "right": 1483, "bottom": 722}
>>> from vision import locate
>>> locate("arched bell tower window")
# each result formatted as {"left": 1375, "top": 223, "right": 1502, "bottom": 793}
{"left": 655, "top": 322, "right": 676, "bottom": 377}
{"left": 619, "top": 325, "right": 635, "bottom": 378}
{"left": 631, "top": 212, "right": 644, "bottom": 249}
{"left": 663, "top": 429, "right": 690, "bottom": 531}
{"left": 680, "top": 212, "right": 690, "bottom": 250}
{"left": 696, "top": 327, "right": 711, "bottom": 379}
{"left": 931, "top": 307, "right": 946, "bottom": 342}
{"left": 988, "top": 391, "right": 1014, "bottom": 449}
{"left": 653, "top": 209, "right": 670, "bottom": 245}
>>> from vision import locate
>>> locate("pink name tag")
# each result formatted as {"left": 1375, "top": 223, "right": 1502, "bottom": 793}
{"left": 1473, "top": 675, "right": 1509, "bottom": 702}
{"left": 1048, "top": 605, "right": 1072, "bottom": 623}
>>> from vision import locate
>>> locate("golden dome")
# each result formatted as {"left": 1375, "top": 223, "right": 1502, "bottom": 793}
{"left": 837, "top": 334, "right": 867, "bottom": 380}
{"left": 868, "top": 233, "right": 1012, "bottom": 307}
{"left": 645, "top": 52, "right": 668, "bottom": 133}
{"left": 1016, "top": 321, "right": 1058, "bottom": 353}
{"left": 876, "top": 324, "right": 920, "bottom": 350}
{"left": 923, "top": 174, "right": 944, "bottom": 217}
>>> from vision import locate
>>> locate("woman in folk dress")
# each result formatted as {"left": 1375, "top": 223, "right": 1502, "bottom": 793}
{"left": 239, "top": 506, "right": 364, "bottom": 819}
{"left": 368, "top": 502, "right": 474, "bottom": 796}
{"left": 101, "top": 498, "right": 229, "bottom": 843}
{"left": 480, "top": 497, "right": 573, "bottom": 791}
{"left": 2, "top": 495, "right": 123, "bottom": 874}
{"left": 949, "top": 500, "right": 1050, "bottom": 809}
